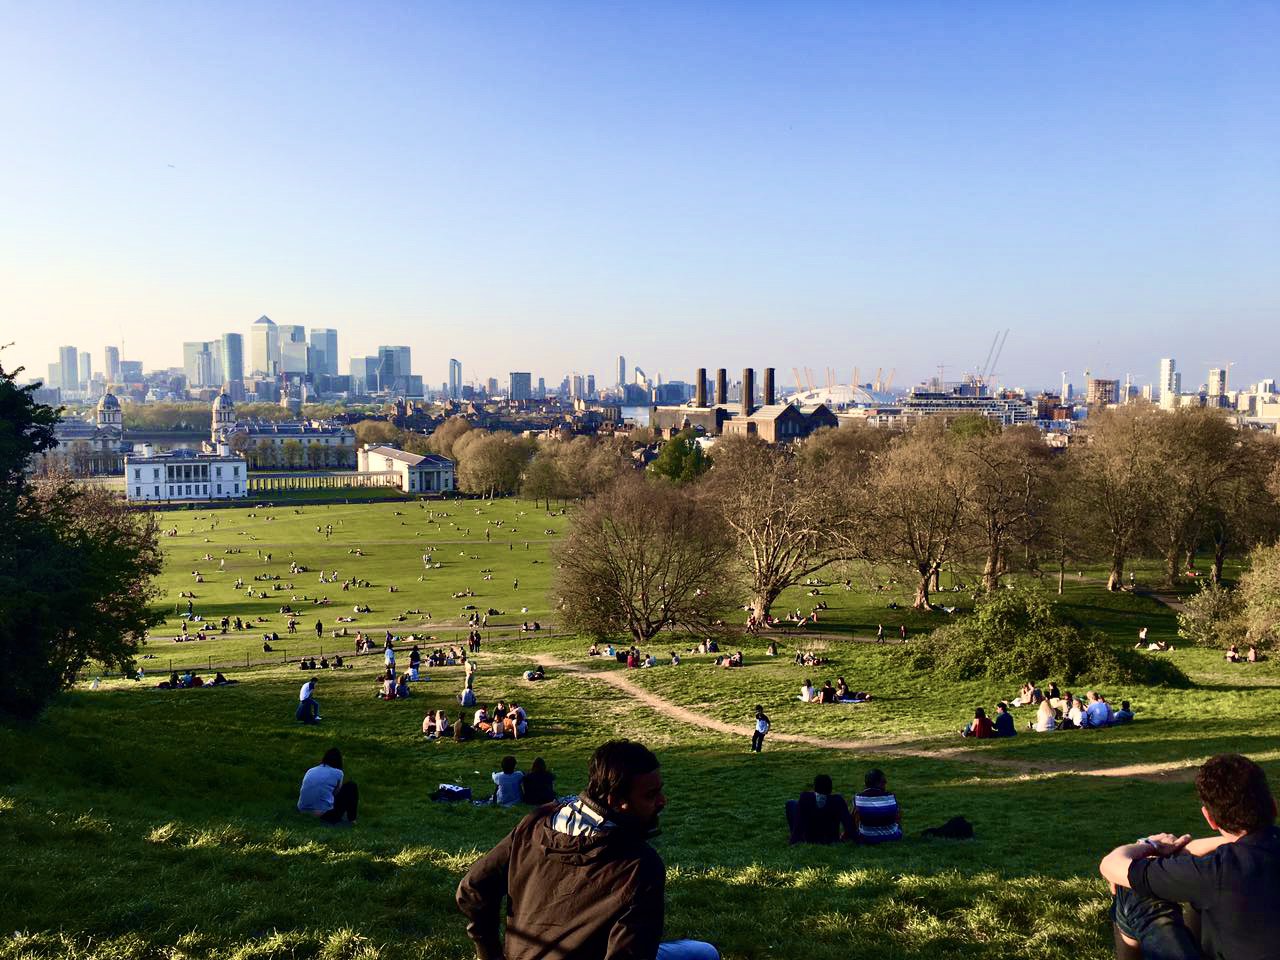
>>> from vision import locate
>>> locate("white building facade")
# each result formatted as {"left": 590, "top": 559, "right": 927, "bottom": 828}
{"left": 125, "top": 446, "right": 248, "bottom": 502}
{"left": 357, "top": 444, "right": 454, "bottom": 493}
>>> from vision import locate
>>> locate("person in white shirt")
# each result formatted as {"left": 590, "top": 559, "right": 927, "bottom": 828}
{"left": 800, "top": 679, "right": 816, "bottom": 703}
{"left": 296, "top": 678, "right": 320, "bottom": 724}
{"left": 297, "top": 748, "right": 357, "bottom": 824}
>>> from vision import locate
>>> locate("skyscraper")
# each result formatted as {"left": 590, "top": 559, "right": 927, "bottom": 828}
{"left": 78, "top": 351, "right": 92, "bottom": 388}
{"left": 250, "top": 316, "right": 278, "bottom": 376}
{"left": 586, "top": 374, "right": 595, "bottom": 397}
{"left": 310, "top": 328, "right": 338, "bottom": 376}
{"left": 183, "top": 341, "right": 216, "bottom": 387}
{"left": 1207, "top": 367, "right": 1227, "bottom": 397}
{"left": 350, "top": 357, "right": 379, "bottom": 394}
{"left": 448, "top": 358, "right": 462, "bottom": 399}
{"left": 617, "top": 355, "right": 626, "bottom": 388}
{"left": 104, "top": 345, "right": 120, "bottom": 383}
{"left": 58, "top": 346, "right": 78, "bottom": 392}
{"left": 278, "top": 324, "right": 307, "bottom": 375}
{"left": 221, "top": 333, "right": 245, "bottom": 399}
{"left": 1159, "top": 358, "right": 1180, "bottom": 402}
{"left": 510, "top": 372, "right": 532, "bottom": 402}
{"left": 376, "top": 346, "right": 411, "bottom": 394}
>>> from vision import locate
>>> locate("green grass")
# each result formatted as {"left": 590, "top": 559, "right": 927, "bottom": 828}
{"left": 3, "top": 499, "right": 1278, "bottom": 960}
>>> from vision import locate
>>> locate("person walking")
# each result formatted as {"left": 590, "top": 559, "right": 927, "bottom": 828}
{"left": 876, "top": 623, "right": 885, "bottom": 643}
{"left": 457, "top": 740, "right": 719, "bottom": 960}
{"left": 751, "top": 705, "right": 770, "bottom": 753}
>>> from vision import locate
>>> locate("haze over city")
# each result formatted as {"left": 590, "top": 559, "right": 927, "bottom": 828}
{"left": 3, "top": 1, "right": 1277, "bottom": 390}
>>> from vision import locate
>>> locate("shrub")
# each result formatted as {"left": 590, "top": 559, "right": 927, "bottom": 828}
{"left": 904, "top": 585, "right": 1191, "bottom": 687}
{"left": 1177, "top": 580, "right": 1243, "bottom": 649}
{"left": 1239, "top": 541, "right": 1280, "bottom": 649}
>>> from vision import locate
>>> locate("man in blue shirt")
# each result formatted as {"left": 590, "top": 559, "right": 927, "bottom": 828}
{"left": 1084, "top": 691, "right": 1114, "bottom": 728}
{"left": 1100, "top": 753, "right": 1280, "bottom": 959}
{"left": 992, "top": 701, "right": 1017, "bottom": 737}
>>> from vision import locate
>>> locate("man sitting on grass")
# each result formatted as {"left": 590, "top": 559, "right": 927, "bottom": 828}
{"left": 297, "top": 747, "right": 357, "bottom": 826}
{"left": 853, "top": 769, "right": 903, "bottom": 844}
{"left": 296, "top": 677, "right": 320, "bottom": 724}
{"left": 457, "top": 739, "right": 719, "bottom": 960}
{"left": 786, "top": 774, "right": 853, "bottom": 845}
{"left": 992, "top": 702, "right": 1017, "bottom": 738}
{"left": 1100, "top": 753, "right": 1279, "bottom": 960}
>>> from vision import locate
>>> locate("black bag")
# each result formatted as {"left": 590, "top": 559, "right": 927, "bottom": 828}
{"left": 922, "top": 816, "right": 974, "bottom": 839}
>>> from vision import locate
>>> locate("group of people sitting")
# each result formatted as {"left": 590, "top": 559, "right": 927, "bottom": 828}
{"left": 793, "top": 650, "right": 831, "bottom": 667}
{"left": 156, "top": 670, "right": 236, "bottom": 689}
{"left": 298, "top": 656, "right": 346, "bottom": 670}
{"left": 800, "top": 677, "right": 874, "bottom": 704}
{"left": 962, "top": 688, "right": 1134, "bottom": 737}
{"left": 472, "top": 700, "right": 530, "bottom": 739}
{"left": 1224, "top": 644, "right": 1264, "bottom": 663}
{"left": 786, "top": 769, "right": 903, "bottom": 845}
{"left": 376, "top": 667, "right": 415, "bottom": 700}
{"left": 488, "top": 755, "right": 558, "bottom": 806}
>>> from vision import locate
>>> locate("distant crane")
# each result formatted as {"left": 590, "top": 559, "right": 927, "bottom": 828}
{"left": 985, "top": 329, "right": 1010, "bottom": 391}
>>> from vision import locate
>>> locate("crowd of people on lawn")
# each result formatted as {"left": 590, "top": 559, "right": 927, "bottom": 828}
{"left": 962, "top": 685, "right": 1134, "bottom": 737}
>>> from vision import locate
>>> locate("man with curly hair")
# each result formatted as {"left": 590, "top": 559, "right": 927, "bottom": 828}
{"left": 1099, "top": 753, "right": 1280, "bottom": 959}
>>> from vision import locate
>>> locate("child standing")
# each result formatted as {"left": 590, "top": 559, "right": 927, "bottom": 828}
{"left": 751, "top": 704, "right": 770, "bottom": 753}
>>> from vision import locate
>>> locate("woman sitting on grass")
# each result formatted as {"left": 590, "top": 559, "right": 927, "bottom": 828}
{"left": 520, "top": 757, "right": 556, "bottom": 805}
{"left": 961, "top": 706, "right": 994, "bottom": 738}
{"left": 395, "top": 673, "right": 411, "bottom": 698}
{"left": 1031, "top": 698, "right": 1057, "bottom": 732}
{"left": 378, "top": 669, "right": 396, "bottom": 700}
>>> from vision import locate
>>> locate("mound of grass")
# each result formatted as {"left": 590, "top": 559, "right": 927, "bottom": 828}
{"left": 904, "top": 586, "right": 1191, "bottom": 688}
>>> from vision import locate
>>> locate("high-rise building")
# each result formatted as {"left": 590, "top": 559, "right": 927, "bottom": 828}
{"left": 250, "top": 316, "right": 278, "bottom": 376}
{"left": 183, "top": 341, "right": 216, "bottom": 388}
{"left": 536, "top": 377, "right": 546, "bottom": 398}
{"left": 570, "top": 374, "right": 585, "bottom": 399}
{"left": 47, "top": 362, "right": 62, "bottom": 390}
{"left": 58, "top": 346, "right": 78, "bottom": 392}
{"left": 78, "top": 351, "right": 92, "bottom": 388}
{"left": 448, "top": 358, "right": 462, "bottom": 399}
{"left": 277, "top": 324, "right": 308, "bottom": 376}
{"left": 486, "top": 377, "right": 499, "bottom": 396}
{"left": 350, "top": 357, "right": 380, "bottom": 394}
{"left": 586, "top": 374, "right": 596, "bottom": 397}
{"left": 1086, "top": 378, "right": 1120, "bottom": 406}
{"left": 510, "top": 372, "right": 532, "bottom": 402}
{"left": 221, "top": 333, "right": 245, "bottom": 399}
{"left": 310, "top": 328, "right": 338, "bottom": 376}
{"left": 617, "top": 355, "right": 626, "bottom": 388}
{"left": 1159, "top": 358, "right": 1180, "bottom": 402}
{"left": 1207, "top": 367, "right": 1227, "bottom": 397}
{"left": 119, "top": 360, "right": 143, "bottom": 381}
{"left": 104, "top": 345, "right": 121, "bottom": 383}
{"left": 376, "top": 346, "right": 412, "bottom": 394}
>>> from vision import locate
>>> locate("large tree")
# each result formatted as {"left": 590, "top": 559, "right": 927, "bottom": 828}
{"left": 555, "top": 474, "right": 737, "bottom": 645}
{"left": 863, "top": 420, "right": 973, "bottom": 609}
{"left": 0, "top": 363, "right": 163, "bottom": 720}
{"left": 1203, "top": 431, "right": 1280, "bottom": 583}
{"left": 1068, "top": 406, "right": 1163, "bottom": 591}
{"left": 704, "top": 433, "right": 852, "bottom": 621}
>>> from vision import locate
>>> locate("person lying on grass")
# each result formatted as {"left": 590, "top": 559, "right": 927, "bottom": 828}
{"left": 297, "top": 747, "right": 357, "bottom": 826}
{"left": 458, "top": 739, "right": 720, "bottom": 960}
{"left": 787, "top": 774, "right": 854, "bottom": 844}
{"left": 1100, "top": 753, "right": 1279, "bottom": 960}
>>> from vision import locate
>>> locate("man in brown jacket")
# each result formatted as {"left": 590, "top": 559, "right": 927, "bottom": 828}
{"left": 456, "top": 739, "right": 718, "bottom": 960}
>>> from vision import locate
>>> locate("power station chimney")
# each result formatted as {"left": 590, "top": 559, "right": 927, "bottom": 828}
{"left": 763, "top": 367, "right": 775, "bottom": 406}
{"left": 695, "top": 368, "right": 707, "bottom": 407}
{"left": 741, "top": 367, "right": 755, "bottom": 417}
{"left": 715, "top": 368, "right": 728, "bottom": 406}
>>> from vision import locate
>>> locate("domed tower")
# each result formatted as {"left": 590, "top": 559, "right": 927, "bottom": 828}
{"left": 96, "top": 391, "right": 122, "bottom": 433}
{"left": 211, "top": 389, "right": 236, "bottom": 442}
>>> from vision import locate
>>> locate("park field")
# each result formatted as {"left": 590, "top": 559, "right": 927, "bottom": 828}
{"left": 2, "top": 498, "right": 1279, "bottom": 960}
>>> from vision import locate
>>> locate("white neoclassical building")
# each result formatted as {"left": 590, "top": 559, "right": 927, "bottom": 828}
{"left": 357, "top": 444, "right": 455, "bottom": 493}
{"left": 124, "top": 445, "right": 248, "bottom": 502}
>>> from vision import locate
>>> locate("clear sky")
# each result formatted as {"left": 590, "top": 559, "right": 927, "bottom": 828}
{"left": 2, "top": 0, "right": 1277, "bottom": 393}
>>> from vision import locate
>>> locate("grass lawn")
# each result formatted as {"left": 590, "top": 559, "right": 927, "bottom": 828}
{"left": 2, "top": 499, "right": 1278, "bottom": 960}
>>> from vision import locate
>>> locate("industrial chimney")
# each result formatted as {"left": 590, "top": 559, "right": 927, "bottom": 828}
{"left": 695, "top": 368, "right": 707, "bottom": 407}
{"left": 763, "top": 367, "right": 776, "bottom": 406}
{"left": 715, "top": 368, "right": 728, "bottom": 406}
{"left": 741, "top": 368, "right": 755, "bottom": 417}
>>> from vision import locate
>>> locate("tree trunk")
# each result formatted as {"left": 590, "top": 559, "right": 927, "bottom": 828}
{"left": 1058, "top": 557, "right": 1065, "bottom": 595}
{"left": 913, "top": 569, "right": 933, "bottom": 610}
{"left": 983, "top": 552, "right": 999, "bottom": 592}
{"left": 1212, "top": 539, "right": 1227, "bottom": 584}
{"left": 1107, "top": 550, "right": 1124, "bottom": 591}
{"left": 1164, "top": 544, "right": 1180, "bottom": 588}
{"left": 751, "top": 588, "right": 781, "bottom": 622}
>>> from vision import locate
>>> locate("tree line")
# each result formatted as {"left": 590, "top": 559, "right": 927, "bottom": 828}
{"left": 553, "top": 407, "right": 1280, "bottom": 647}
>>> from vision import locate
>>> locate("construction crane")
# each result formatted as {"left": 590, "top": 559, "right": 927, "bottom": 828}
{"left": 978, "top": 331, "right": 1000, "bottom": 385}
{"left": 986, "top": 329, "right": 1010, "bottom": 391}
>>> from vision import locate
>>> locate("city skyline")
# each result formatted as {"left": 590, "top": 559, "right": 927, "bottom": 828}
{"left": 3, "top": 2, "right": 1277, "bottom": 387}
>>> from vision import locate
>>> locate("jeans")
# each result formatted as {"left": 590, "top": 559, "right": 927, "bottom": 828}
{"left": 657, "top": 941, "right": 720, "bottom": 960}
{"left": 296, "top": 698, "right": 319, "bottom": 724}
{"left": 751, "top": 730, "right": 766, "bottom": 752}
{"left": 319, "top": 782, "right": 358, "bottom": 824}
{"left": 1111, "top": 886, "right": 1202, "bottom": 960}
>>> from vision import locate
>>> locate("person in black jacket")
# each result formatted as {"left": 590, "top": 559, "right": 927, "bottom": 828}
{"left": 786, "top": 774, "right": 854, "bottom": 844}
{"left": 457, "top": 740, "right": 718, "bottom": 960}
{"left": 520, "top": 757, "right": 557, "bottom": 805}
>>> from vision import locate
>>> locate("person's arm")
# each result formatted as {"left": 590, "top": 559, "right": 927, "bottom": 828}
{"left": 1099, "top": 833, "right": 1191, "bottom": 890}
{"left": 838, "top": 796, "right": 855, "bottom": 840}
{"left": 455, "top": 828, "right": 514, "bottom": 960}
{"left": 604, "top": 856, "right": 664, "bottom": 960}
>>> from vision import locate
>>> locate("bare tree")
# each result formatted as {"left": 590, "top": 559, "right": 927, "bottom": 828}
{"left": 864, "top": 420, "right": 972, "bottom": 610}
{"left": 1068, "top": 406, "right": 1163, "bottom": 591}
{"left": 704, "top": 433, "right": 853, "bottom": 621}
{"left": 1205, "top": 431, "right": 1280, "bottom": 583}
{"left": 555, "top": 474, "right": 737, "bottom": 645}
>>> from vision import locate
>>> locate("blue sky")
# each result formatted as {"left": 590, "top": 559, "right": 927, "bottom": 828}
{"left": 2, "top": 0, "right": 1276, "bottom": 392}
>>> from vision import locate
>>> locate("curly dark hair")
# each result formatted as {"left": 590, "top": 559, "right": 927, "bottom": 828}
{"left": 1196, "top": 754, "right": 1276, "bottom": 835}
{"left": 587, "top": 740, "right": 659, "bottom": 810}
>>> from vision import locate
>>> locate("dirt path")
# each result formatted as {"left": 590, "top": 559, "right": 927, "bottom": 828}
{"left": 539, "top": 655, "right": 1241, "bottom": 783}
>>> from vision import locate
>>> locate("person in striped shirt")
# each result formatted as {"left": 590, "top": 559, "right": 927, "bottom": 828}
{"left": 853, "top": 769, "right": 903, "bottom": 844}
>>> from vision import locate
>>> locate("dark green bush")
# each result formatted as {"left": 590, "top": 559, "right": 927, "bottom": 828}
{"left": 904, "top": 585, "right": 1191, "bottom": 688}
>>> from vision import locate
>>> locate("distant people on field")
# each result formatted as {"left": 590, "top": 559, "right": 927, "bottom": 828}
{"left": 961, "top": 706, "right": 993, "bottom": 739}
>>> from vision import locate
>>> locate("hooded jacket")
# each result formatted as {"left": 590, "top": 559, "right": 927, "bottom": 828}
{"left": 456, "top": 794, "right": 665, "bottom": 960}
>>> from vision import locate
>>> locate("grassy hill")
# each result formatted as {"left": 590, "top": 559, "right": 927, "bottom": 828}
{"left": 2, "top": 498, "right": 1278, "bottom": 959}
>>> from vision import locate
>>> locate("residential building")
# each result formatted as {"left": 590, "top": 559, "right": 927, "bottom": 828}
{"left": 510, "top": 371, "right": 532, "bottom": 402}
{"left": 1086, "top": 378, "right": 1120, "bottom": 406}
{"left": 1159, "top": 358, "right": 1180, "bottom": 404}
